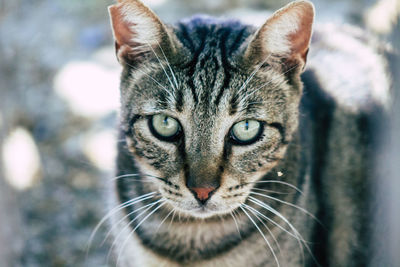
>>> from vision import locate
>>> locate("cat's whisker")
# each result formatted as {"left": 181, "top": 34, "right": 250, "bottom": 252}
{"left": 156, "top": 40, "right": 179, "bottom": 90}
{"left": 145, "top": 41, "right": 177, "bottom": 95}
{"left": 86, "top": 191, "right": 157, "bottom": 258}
{"left": 125, "top": 61, "right": 167, "bottom": 90}
{"left": 255, "top": 62, "right": 300, "bottom": 92}
{"left": 111, "top": 173, "right": 145, "bottom": 181}
{"left": 168, "top": 209, "right": 177, "bottom": 230}
{"left": 243, "top": 204, "right": 282, "bottom": 255}
{"left": 248, "top": 180, "right": 304, "bottom": 195}
{"left": 239, "top": 63, "right": 300, "bottom": 110}
{"left": 239, "top": 79, "right": 285, "bottom": 109}
{"left": 242, "top": 202, "right": 308, "bottom": 266}
{"left": 111, "top": 173, "right": 167, "bottom": 183}
{"left": 102, "top": 198, "right": 163, "bottom": 246}
{"left": 241, "top": 203, "right": 301, "bottom": 241}
{"left": 124, "top": 61, "right": 175, "bottom": 103}
{"left": 249, "top": 197, "right": 320, "bottom": 267}
{"left": 252, "top": 187, "right": 292, "bottom": 195}
{"left": 115, "top": 201, "right": 167, "bottom": 266}
{"left": 248, "top": 197, "right": 306, "bottom": 265}
{"left": 109, "top": 198, "right": 164, "bottom": 260}
{"left": 109, "top": 178, "right": 157, "bottom": 184}
{"left": 249, "top": 196, "right": 302, "bottom": 236}
{"left": 229, "top": 209, "right": 242, "bottom": 239}
{"left": 250, "top": 191, "right": 321, "bottom": 224}
{"left": 238, "top": 54, "right": 272, "bottom": 94}
{"left": 156, "top": 208, "right": 175, "bottom": 234}
{"left": 239, "top": 205, "right": 281, "bottom": 267}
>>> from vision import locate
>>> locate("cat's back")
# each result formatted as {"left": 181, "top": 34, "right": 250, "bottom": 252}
{"left": 300, "top": 24, "right": 390, "bottom": 265}
{"left": 305, "top": 24, "right": 389, "bottom": 112}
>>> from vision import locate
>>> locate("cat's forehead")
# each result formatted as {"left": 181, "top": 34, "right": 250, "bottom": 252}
{"left": 122, "top": 16, "right": 292, "bottom": 122}
{"left": 125, "top": 65, "right": 288, "bottom": 125}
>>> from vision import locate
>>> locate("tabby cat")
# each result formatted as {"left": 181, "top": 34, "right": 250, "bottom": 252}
{"left": 105, "top": 0, "right": 389, "bottom": 266}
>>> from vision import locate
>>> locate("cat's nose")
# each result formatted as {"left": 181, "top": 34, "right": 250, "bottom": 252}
{"left": 190, "top": 187, "right": 216, "bottom": 204}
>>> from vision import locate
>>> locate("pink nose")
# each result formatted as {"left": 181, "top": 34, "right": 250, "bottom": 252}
{"left": 191, "top": 187, "right": 215, "bottom": 202}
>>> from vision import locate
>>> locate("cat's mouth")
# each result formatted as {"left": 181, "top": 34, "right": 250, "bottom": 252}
{"left": 159, "top": 183, "right": 248, "bottom": 218}
{"left": 185, "top": 205, "right": 228, "bottom": 219}
{"left": 191, "top": 205, "right": 216, "bottom": 217}
{"left": 165, "top": 197, "right": 241, "bottom": 219}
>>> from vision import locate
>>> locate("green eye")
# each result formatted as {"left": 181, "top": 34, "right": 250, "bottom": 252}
{"left": 150, "top": 114, "right": 181, "bottom": 141}
{"left": 231, "top": 119, "right": 262, "bottom": 144}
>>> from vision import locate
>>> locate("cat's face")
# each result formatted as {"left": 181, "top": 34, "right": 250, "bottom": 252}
{"left": 110, "top": 0, "right": 313, "bottom": 218}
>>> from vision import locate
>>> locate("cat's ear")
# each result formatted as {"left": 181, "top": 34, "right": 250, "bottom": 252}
{"left": 108, "top": 0, "right": 179, "bottom": 65}
{"left": 244, "top": 0, "right": 314, "bottom": 71}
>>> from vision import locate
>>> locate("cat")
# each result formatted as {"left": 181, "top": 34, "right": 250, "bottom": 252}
{"left": 104, "top": 0, "right": 390, "bottom": 266}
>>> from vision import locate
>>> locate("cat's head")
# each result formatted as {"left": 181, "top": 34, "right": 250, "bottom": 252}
{"left": 109, "top": 0, "right": 314, "bottom": 218}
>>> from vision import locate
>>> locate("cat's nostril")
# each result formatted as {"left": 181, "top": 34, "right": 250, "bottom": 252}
{"left": 190, "top": 187, "right": 215, "bottom": 203}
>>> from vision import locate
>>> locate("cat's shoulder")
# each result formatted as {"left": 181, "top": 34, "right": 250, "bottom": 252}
{"left": 304, "top": 24, "right": 390, "bottom": 112}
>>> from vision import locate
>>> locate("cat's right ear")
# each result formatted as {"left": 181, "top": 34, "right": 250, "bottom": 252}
{"left": 108, "top": 0, "right": 179, "bottom": 65}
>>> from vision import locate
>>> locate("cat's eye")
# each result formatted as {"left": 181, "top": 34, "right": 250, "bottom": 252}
{"left": 230, "top": 119, "right": 262, "bottom": 145}
{"left": 149, "top": 114, "right": 181, "bottom": 141}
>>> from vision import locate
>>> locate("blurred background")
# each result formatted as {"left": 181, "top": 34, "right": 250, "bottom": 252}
{"left": 0, "top": 0, "right": 398, "bottom": 266}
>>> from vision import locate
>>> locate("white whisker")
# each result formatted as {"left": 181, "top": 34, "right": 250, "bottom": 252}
{"left": 242, "top": 203, "right": 304, "bottom": 241}
{"left": 248, "top": 197, "right": 306, "bottom": 265}
{"left": 243, "top": 205, "right": 281, "bottom": 255}
{"left": 240, "top": 205, "right": 280, "bottom": 267}
{"left": 239, "top": 63, "right": 300, "bottom": 110}
{"left": 102, "top": 198, "right": 163, "bottom": 246}
{"left": 111, "top": 173, "right": 165, "bottom": 182}
{"left": 116, "top": 201, "right": 167, "bottom": 266}
{"left": 125, "top": 61, "right": 175, "bottom": 103}
{"left": 156, "top": 40, "right": 179, "bottom": 90}
{"left": 252, "top": 187, "right": 292, "bottom": 195}
{"left": 229, "top": 209, "right": 242, "bottom": 239}
{"left": 109, "top": 198, "right": 164, "bottom": 259}
{"left": 254, "top": 63, "right": 300, "bottom": 93}
{"left": 168, "top": 209, "right": 177, "bottom": 230}
{"left": 251, "top": 180, "right": 304, "bottom": 195}
{"left": 145, "top": 42, "right": 177, "bottom": 96}
{"left": 156, "top": 208, "right": 175, "bottom": 234}
{"left": 250, "top": 191, "right": 320, "bottom": 224}
{"left": 249, "top": 197, "right": 321, "bottom": 266}
{"left": 238, "top": 54, "right": 272, "bottom": 95}
{"left": 86, "top": 192, "right": 156, "bottom": 258}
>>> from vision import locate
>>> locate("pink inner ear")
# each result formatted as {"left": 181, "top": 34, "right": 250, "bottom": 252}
{"left": 288, "top": 9, "right": 314, "bottom": 62}
{"left": 109, "top": 5, "right": 138, "bottom": 49}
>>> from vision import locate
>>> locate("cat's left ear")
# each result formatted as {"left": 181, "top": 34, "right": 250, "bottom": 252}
{"left": 244, "top": 0, "right": 314, "bottom": 71}
{"left": 108, "top": 0, "right": 180, "bottom": 65}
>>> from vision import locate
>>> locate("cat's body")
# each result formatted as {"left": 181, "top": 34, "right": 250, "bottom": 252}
{"left": 106, "top": 1, "right": 389, "bottom": 266}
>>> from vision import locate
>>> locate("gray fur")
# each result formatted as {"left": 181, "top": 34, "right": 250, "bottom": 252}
{"left": 107, "top": 1, "right": 390, "bottom": 266}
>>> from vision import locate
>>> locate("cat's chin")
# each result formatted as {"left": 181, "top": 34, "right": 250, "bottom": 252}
{"left": 166, "top": 201, "right": 239, "bottom": 219}
{"left": 187, "top": 207, "right": 224, "bottom": 219}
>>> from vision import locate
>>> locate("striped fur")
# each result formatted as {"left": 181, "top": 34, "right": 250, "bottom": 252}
{"left": 106, "top": 1, "right": 390, "bottom": 266}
